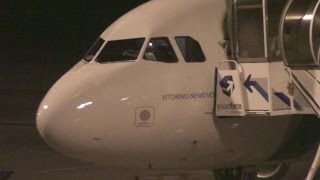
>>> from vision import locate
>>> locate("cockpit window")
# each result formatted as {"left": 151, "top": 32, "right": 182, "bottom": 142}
{"left": 143, "top": 37, "right": 178, "bottom": 63}
{"left": 175, "top": 36, "right": 206, "bottom": 62}
{"left": 96, "top": 38, "right": 145, "bottom": 63}
{"left": 83, "top": 38, "right": 105, "bottom": 62}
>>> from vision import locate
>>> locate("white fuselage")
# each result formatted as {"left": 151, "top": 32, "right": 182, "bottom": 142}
{"left": 36, "top": 0, "right": 319, "bottom": 172}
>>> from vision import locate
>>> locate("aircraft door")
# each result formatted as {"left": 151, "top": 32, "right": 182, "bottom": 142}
{"left": 280, "top": 0, "right": 320, "bottom": 67}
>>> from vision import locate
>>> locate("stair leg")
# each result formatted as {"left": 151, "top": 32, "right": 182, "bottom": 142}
{"left": 306, "top": 144, "right": 320, "bottom": 180}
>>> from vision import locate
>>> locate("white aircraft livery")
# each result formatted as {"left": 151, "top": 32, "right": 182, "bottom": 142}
{"left": 36, "top": 0, "right": 320, "bottom": 179}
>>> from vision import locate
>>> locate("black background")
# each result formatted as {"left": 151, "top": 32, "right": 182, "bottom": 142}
{"left": 1, "top": 1, "right": 149, "bottom": 124}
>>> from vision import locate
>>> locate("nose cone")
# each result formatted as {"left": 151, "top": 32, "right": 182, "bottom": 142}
{"left": 36, "top": 73, "right": 99, "bottom": 158}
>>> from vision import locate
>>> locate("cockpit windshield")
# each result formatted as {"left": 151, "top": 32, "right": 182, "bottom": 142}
{"left": 96, "top": 38, "right": 145, "bottom": 63}
{"left": 143, "top": 37, "right": 178, "bottom": 63}
{"left": 83, "top": 38, "right": 105, "bottom": 62}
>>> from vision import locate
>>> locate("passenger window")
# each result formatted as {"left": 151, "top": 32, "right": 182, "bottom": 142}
{"left": 144, "top": 38, "right": 178, "bottom": 63}
{"left": 96, "top": 38, "right": 145, "bottom": 63}
{"left": 175, "top": 36, "right": 206, "bottom": 62}
{"left": 83, "top": 38, "right": 105, "bottom": 62}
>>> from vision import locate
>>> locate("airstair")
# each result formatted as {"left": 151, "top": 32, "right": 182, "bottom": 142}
{"left": 219, "top": 0, "right": 320, "bottom": 179}
{"left": 291, "top": 71, "right": 320, "bottom": 180}
{"left": 279, "top": 0, "right": 320, "bottom": 117}
{"left": 280, "top": 0, "right": 320, "bottom": 178}
{"left": 291, "top": 70, "right": 320, "bottom": 118}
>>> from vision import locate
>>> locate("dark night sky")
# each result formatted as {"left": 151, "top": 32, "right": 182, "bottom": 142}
{"left": 0, "top": 1, "right": 149, "bottom": 124}
{"left": 2, "top": 1, "right": 149, "bottom": 53}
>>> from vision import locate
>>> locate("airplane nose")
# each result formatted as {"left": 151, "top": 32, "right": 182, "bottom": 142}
{"left": 36, "top": 73, "right": 98, "bottom": 157}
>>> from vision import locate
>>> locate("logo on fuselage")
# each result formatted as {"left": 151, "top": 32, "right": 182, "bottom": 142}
{"left": 135, "top": 107, "right": 155, "bottom": 127}
{"left": 219, "top": 75, "right": 235, "bottom": 97}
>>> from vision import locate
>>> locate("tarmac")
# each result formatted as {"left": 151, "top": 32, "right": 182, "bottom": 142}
{"left": 0, "top": 123, "right": 317, "bottom": 180}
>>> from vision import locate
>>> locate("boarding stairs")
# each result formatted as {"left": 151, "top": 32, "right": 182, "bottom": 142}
{"left": 291, "top": 70, "right": 320, "bottom": 118}
{"left": 221, "top": 0, "right": 320, "bottom": 178}
{"left": 280, "top": 0, "right": 320, "bottom": 178}
{"left": 290, "top": 69, "right": 320, "bottom": 180}
{"left": 215, "top": 62, "right": 320, "bottom": 180}
{"left": 215, "top": 61, "right": 320, "bottom": 179}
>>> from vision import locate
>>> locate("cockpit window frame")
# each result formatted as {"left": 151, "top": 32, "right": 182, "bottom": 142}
{"left": 95, "top": 37, "right": 145, "bottom": 64}
{"left": 83, "top": 37, "right": 105, "bottom": 63}
{"left": 174, "top": 36, "right": 206, "bottom": 63}
{"left": 143, "top": 37, "right": 179, "bottom": 63}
